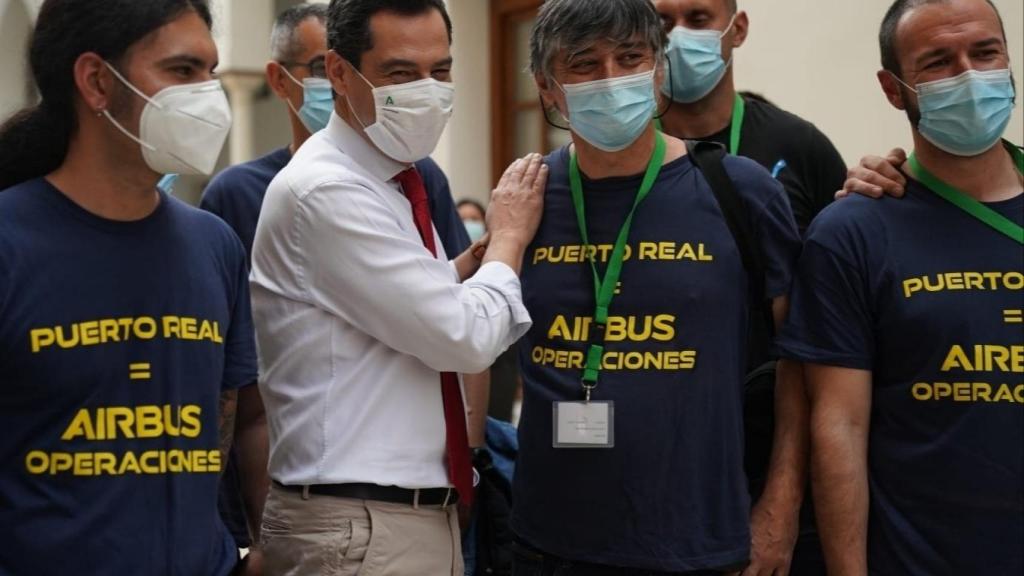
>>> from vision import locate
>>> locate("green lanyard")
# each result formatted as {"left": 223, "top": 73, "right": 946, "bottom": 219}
{"left": 729, "top": 92, "right": 745, "bottom": 155}
{"left": 569, "top": 132, "right": 667, "bottom": 397}
{"left": 907, "top": 143, "right": 1024, "bottom": 245}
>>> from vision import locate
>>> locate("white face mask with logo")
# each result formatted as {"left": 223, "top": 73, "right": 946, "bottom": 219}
{"left": 102, "top": 62, "right": 232, "bottom": 175}
{"left": 345, "top": 64, "right": 455, "bottom": 163}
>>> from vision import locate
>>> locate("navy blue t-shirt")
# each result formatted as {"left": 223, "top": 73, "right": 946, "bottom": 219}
{"left": 0, "top": 179, "right": 258, "bottom": 576}
{"left": 201, "top": 149, "right": 470, "bottom": 262}
{"left": 201, "top": 147, "right": 291, "bottom": 263}
{"left": 777, "top": 172, "right": 1024, "bottom": 575}
{"left": 512, "top": 146, "right": 801, "bottom": 571}
{"left": 420, "top": 156, "right": 473, "bottom": 256}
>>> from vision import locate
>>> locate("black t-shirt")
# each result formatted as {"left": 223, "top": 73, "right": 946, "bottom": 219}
{"left": 701, "top": 94, "right": 847, "bottom": 531}
{"left": 0, "top": 179, "right": 257, "bottom": 575}
{"left": 698, "top": 93, "right": 848, "bottom": 233}
{"left": 778, "top": 173, "right": 1023, "bottom": 575}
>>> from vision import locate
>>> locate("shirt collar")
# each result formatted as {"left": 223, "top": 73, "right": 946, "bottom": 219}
{"left": 325, "top": 111, "right": 409, "bottom": 183}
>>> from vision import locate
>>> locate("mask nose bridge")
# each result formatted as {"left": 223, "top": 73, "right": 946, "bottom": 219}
{"left": 949, "top": 53, "right": 975, "bottom": 80}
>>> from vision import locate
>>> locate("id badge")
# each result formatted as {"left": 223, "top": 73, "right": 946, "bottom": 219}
{"left": 553, "top": 401, "right": 614, "bottom": 448}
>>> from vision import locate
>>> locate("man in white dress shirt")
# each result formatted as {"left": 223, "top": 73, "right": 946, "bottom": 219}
{"left": 249, "top": 0, "right": 547, "bottom": 574}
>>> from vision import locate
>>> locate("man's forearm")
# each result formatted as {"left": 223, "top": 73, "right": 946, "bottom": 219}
{"left": 218, "top": 389, "right": 238, "bottom": 467}
{"left": 235, "top": 384, "right": 270, "bottom": 544}
{"left": 482, "top": 234, "right": 527, "bottom": 276}
{"left": 759, "top": 359, "right": 809, "bottom": 509}
{"left": 463, "top": 370, "right": 490, "bottom": 448}
{"left": 812, "top": 408, "right": 870, "bottom": 575}
{"left": 454, "top": 238, "right": 488, "bottom": 282}
{"left": 741, "top": 359, "right": 807, "bottom": 575}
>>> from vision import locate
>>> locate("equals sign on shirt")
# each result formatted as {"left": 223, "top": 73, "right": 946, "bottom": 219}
{"left": 129, "top": 362, "right": 152, "bottom": 381}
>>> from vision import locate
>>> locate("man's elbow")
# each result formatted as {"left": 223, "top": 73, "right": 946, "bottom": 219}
{"left": 416, "top": 333, "right": 505, "bottom": 374}
{"left": 238, "top": 407, "right": 267, "bottom": 436}
{"left": 441, "top": 342, "right": 501, "bottom": 374}
{"left": 235, "top": 383, "right": 268, "bottom": 433}
{"left": 809, "top": 410, "right": 868, "bottom": 475}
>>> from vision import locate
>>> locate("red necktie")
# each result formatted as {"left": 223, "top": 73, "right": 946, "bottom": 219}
{"left": 394, "top": 167, "right": 473, "bottom": 507}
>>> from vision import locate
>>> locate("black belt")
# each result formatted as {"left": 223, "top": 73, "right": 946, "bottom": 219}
{"left": 274, "top": 481, "right": 459, "bottom": 506}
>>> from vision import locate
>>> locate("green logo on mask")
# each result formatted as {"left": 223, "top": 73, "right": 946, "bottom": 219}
{"left": 385, "top": 96, "right": 395, "bottom": 105}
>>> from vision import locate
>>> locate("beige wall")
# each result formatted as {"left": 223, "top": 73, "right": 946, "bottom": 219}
{"left": 0, "top": 0, "right": 33, "bottom": 115}
{"left": 439, "top": 0, "right": 1024, "bottom": 205}
{"left": 734, "top": 0, "right": 1024, "bottom": 164}
{"left": 434, "top": 0, "right": 494, "bottom": 204}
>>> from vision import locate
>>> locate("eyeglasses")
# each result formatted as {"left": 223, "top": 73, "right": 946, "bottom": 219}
{"left": 279, "top": 56, "right": 327, "bottom": 79}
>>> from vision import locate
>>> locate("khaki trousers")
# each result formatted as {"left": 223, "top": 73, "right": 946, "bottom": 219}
{"left": 261, "top": 483, "right": 464, "bottom": 576}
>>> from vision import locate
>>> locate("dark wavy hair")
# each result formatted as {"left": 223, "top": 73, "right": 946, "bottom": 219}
{"left": 327, "top": 0, "right": 452, "bottom": 71}
{"left": 0, "top": 0, "right": 212, "bottom": 191}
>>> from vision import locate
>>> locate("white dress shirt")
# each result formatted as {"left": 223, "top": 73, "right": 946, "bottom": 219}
{"left": 250, "top": 112, "right": 531, "bottom": 488}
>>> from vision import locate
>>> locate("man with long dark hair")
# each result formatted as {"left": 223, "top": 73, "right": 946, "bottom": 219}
{"left": 0, "top": 1, "right": 260, "bottom": 574}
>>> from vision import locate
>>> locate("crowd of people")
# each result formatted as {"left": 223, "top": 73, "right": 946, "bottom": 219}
{"left": 0, "top": 0, "right": 1020, "bottom": 575}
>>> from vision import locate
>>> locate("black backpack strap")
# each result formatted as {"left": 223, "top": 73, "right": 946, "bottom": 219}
{"left": 685, "top": 140, "right": 774, "bottom": 334}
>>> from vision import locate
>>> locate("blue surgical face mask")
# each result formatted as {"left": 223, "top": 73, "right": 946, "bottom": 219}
{"left": 661, "top": 14, "right": 736, "bottom": 104}
{"left": 895, "top": 68, "right": 1016, "bottom": 157}
{"left": 463, "top": 220, "right": 485, "bottom": 242}
{"left": 558, "top": 69, "right": 657, "bottom": 152}
{"left": 157, "top": 173, "right": 178, "bottom": 195}
{"left": 283, "top": 68, "right": 334, "bottom": 133}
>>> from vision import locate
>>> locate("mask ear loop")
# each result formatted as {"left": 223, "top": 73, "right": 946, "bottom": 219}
{"left": 654, "top": 56, "right": 674, "bottom": 120}
{"left": 278, "top": 66, "right": 309, "bottom": 121}
{"left": 539, "top": 99, "right": 571, "bottom": 132}
{"left": 280, "top": 66, "right": 305, "bottom": 89}
{"left": 100, "top": 61, "right": 160, "bottom": 152}
{"left": 714, "top": 13, "right": 740, "bottom": 81}
{"left": 104, "top": 62, "right": 163, "bottom": 111}
{"left": 888, "top": 71, "right": 920, "bottom": 94}
{"left": 341, "top": 59, "right": 380, "bottom": 131}
{"left": 720, "top": 13, "right": 738, "bottom": 38}
{"left": 539, "top": 75, "right": 572, "bottom": 132}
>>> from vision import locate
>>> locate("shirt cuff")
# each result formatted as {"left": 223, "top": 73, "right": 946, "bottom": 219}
{"left": 466, "top": 261, "right": 532, "bottom": 340}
